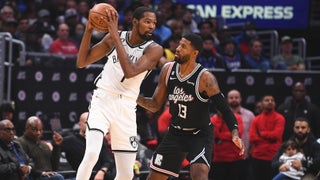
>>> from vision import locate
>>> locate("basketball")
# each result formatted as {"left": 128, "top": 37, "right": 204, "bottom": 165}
{"left": 89, "top": 3, "right": 116, "bottom": 33}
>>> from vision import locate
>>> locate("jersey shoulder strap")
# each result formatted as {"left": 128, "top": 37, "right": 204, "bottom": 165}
{"left": 165, "top": 62, "right": 175, "bottom": 87}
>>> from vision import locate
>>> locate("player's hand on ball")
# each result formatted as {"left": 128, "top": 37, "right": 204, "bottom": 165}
{"left": 89, "top": 3, "right": 116, "bottom": 33}
{"left": 232, "top": 136, "right": 245, "bottom": 156}
{"left": 86, "top": 14, "right": 94, "bottom": 31}
{"left": 105, "top": 8, "right": 118, "bottom": 33}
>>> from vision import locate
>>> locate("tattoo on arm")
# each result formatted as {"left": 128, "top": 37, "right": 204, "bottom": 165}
{"left": 206, "top": 75, "right": 217, "bottom": 88}
{"left": 202, "top": 73, "right": 218, "bottom": 97}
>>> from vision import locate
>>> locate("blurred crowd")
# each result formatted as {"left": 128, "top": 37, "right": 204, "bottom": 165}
{"left": 0, "top": 0, "right": 306, "bottom": 71}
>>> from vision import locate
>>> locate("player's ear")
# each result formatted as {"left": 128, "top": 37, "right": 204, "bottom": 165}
{"left": 132, "top": 18, "right": 138, "bottom": 25}
{"left": 193, "top": 49, "right": 199, "bottom": 57}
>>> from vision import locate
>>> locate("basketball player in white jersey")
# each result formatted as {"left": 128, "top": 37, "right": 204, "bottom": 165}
{"left": 76, "top": 6, "right": 163, "bottom": 180}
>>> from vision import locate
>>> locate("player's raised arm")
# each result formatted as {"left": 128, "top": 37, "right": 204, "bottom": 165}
{"left": 77, "top": 7, "right": 115, "bottom": 68}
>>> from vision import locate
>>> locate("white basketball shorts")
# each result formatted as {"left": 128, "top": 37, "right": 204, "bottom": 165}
{"left": 87, "top": 88, "right": 138, "bottom": 152}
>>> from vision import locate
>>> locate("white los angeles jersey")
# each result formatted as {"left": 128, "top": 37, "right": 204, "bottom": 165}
{"left": 95, "top": 31, "right": 154, "bottom": 99}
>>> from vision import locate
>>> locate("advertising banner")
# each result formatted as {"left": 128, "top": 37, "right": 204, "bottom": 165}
{"left": 12, "top": 68, "right": 320, "bottom": 130}
{"left": 176, "top": 0, "right": 309, "bottom": 29}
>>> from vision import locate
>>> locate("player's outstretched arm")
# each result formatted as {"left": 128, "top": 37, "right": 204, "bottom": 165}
{"left": 199, "top": 71, "right": 244, "bottom": 155}
{"left": 137, "top": 62, "right": 171, "bottom": 112}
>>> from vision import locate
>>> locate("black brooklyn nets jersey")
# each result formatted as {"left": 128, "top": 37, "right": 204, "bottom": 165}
{"left": 167, "top": 62, "right": 211, "bottom": 129}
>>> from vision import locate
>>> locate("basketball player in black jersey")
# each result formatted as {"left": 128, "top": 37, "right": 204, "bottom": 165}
{"left": 137, "top": 33, "right": 245, "bottom": 180}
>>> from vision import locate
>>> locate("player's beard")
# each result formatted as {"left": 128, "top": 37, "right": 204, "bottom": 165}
{"left": 174, "top": 54, "right": 190, "bottom": 64}
{"left": 138, "top": 30, "right": 152, "bottom": 41}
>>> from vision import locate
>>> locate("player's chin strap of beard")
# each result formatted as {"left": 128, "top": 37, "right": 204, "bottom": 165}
{"left": 210, "top": 93, "right": 239, "bottom": 131}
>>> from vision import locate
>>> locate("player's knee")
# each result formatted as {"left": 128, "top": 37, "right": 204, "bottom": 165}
{"left": 191, "top": 173, "right": 208, "bottom": 180}
{"left": 190, "top": 168, "right": 209, "bottom": 180}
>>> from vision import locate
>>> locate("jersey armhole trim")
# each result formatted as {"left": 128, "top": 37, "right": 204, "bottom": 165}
{"left": 165, "top": 62, "right": 175, "bottom": 87}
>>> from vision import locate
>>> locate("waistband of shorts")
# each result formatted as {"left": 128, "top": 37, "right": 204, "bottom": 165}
{"left": 170, "top": 124, "right": 198, "bottom": 131}
{"left": 97, "top": 87, "right": 136, "bottom": 100}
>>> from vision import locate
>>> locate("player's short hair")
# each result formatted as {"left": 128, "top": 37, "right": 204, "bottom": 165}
{"left": 133, "top": 6, "right": 155, "bottom": 20}
{"left": 183, "top": 33, "right": 203, "bottom": 52}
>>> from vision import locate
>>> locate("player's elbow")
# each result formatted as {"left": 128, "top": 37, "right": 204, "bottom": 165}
{"left": 144, "top": 103, "right": 162, "bottom": 113}
{"left": 122, "top": 72, "right": 133, "bottom": 79}
{"left": 122, "top": 70, "right": 137, "bottom": 79}
{"left": 76, "top": 59, "right": 86, "bottom": 68}
{"left": 149, "top": 107, "right": 160, "bottom": 113}
{"left": 76, "top": 63, "right": 85, "bottom": 68}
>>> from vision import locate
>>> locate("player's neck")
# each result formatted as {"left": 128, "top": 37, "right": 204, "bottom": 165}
{"left": 178, "top": 62, "right": 197, "bottom": 78}
{"left": 128, "top": 31, "right": 145, "bottom": 46}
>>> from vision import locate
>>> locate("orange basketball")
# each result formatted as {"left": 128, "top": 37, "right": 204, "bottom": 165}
{"left": 89, "top": 3, "right": 116, "bottom": 33}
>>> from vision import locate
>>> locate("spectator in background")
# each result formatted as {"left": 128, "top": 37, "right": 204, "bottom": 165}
{"left": 29, "top": 9, "right": 56, "bottom": 38}
{"left": 70, "top": 22, "right": 85, "bottom": 48}
{"left": 61, "top": 112, "right": 116, "bottom": 180}
{"left": 272, "top": 117, "right": 320, "bottom": 180}
{"left": 253, "top": 99, "right": 263, "bottom": 116}
{"left": 198, "top": 19, "right": 220, "bottom": 47}
{"left": 153, "top": 9, "right": 172, "bottom": 45}
{"left": 198, "top": 19, "right": 212, "bottom": 37}
{"left": 272, "top": 36, "right": 305, "bottom": 70}
{"left": 197, "top": 35, "right": 225, "bottom": 69}
{"left": 227, "top": 89, "right": 255, "bottom": 180}
{"left": 208, "top": 17, "right": 221, "bottom": 46}
{"left": 0, "top": 101, "right": 24, "bottom": 137}
{"left": 14, "top": 17, "right": 30, "bottom": 46}
{"left": 249, "top": 95, "right": 285, "bottom": 180}
{"left": 17, "top": 116, "right": 65, "bottom": 180}
{"left": 158, "top": 34, "right": 180, "bottom": 67}
{"left": 244, "top": 38, "right": 270, "bottom": 72}
{"left": 118, "top": 6, "right": 134, "bottom": 30}
{"left": 27, "top": 8, "right": 56, "bottom": 52}
{"left": 272, "top": 140, "right": 305, "bottom": 180}
{"left": 210, "top": 110, "right": 244, "bottom": 180}
{"left": 220, "top": 36, "right": 248, "bottom": 71}
{"left": 63, "top": 8, "right": 87, "bottom": 38}
{"left": 0, "top": 17, "right": 18, "bottom": 36}
{"left": 168, "top": 19, "right": 184, "bottom": 37}
{"left": 77, "top": 0, "right": 89, "bottom": 23}
{"left": 0, "top": 5, "right": 15, "bottom": 29}
{"left": 277, "top": 81, "right": 320, "bottom": 141}
{"left": 0, "top": 120, "right": 34, "bottom": 180}
{"left": 234, "top": 21, "right": 258, "bottom": 56}
{"left": 49, "top": 23, "right": 78, "bottom": 55}
{"left": 65, "top": 0, "right": 78, "bottom": 9}
{"left": 24, "top": 0, "right": 39, "bottom": 25}
{"left": 166, "top": 2, "right": 186, "bottom": 27}
{"left": 63, "top": 8, "right": 78, "bottom": 37}
{"left": 40, "top": 33, "right": 54, "bottom": 53}
{"left": 181, "top": 8, "right": 199, "bottom": 34}
{"left": 156, "top": 0, "right": 174, "bottom": 22}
